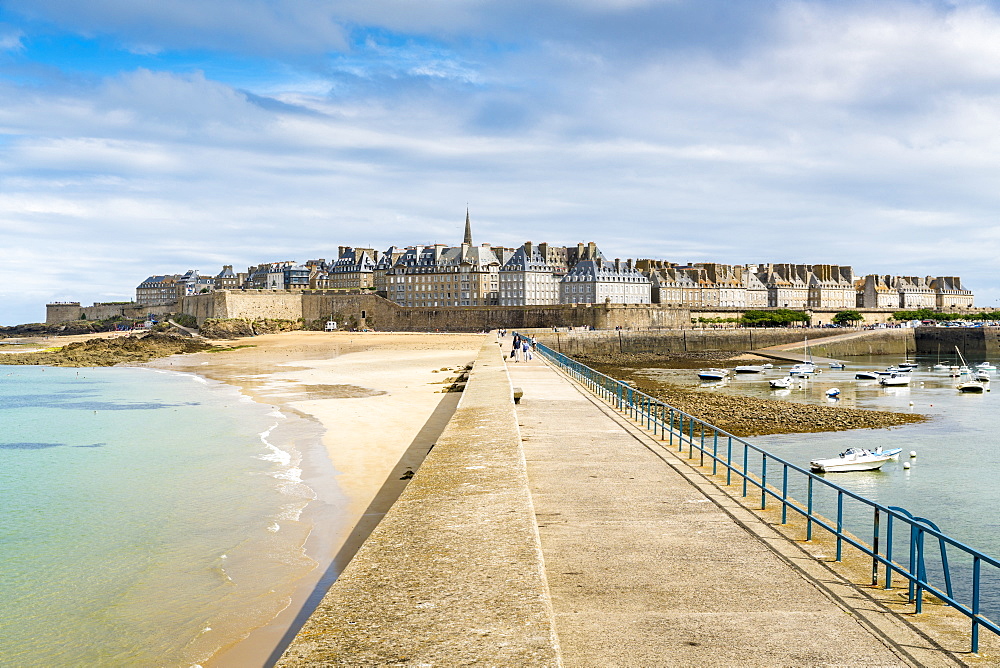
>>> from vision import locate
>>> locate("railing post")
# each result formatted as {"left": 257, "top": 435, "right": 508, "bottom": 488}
{"left": 885, "top": 514, "right": 894, "bottom": 589}
{"left": 761, "top": 455, "right": 767, "bottom": 510}
{"left": 872, "top": 508, "right": 880, "bottom": 586}
{"left": 726, "top": 436, "right": 733, "bottom": 485}
{"left": 806, "top": 476, "right": 814, "bottom": 541}
{"left": 836, "top": 491, "right": 844, "bottom": 561}
{"left": 781, "top": 464, "right": 788, "bottom": 524}
{"left": 712, "top": 431, "right": 718, "bottom": 475}
{"left": 742, "top": 443, "right": 749, "bottom": 497}
{"left": 973, "top": 556, "right": 982, "bottom": 654}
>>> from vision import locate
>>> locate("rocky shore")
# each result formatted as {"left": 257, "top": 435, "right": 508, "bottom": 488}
{"left": 0, "top": 333, "right": 217, "bottom": 367}
{"left": 578, "top": 353, "right": 926, "bottom": 437}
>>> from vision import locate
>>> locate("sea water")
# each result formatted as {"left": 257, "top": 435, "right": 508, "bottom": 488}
{"left": 0, "top": 364, "right": 325, "bottom": 667}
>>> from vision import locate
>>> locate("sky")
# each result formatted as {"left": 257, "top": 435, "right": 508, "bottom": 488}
{"left": 3, "top": 0, "right": 1000, "bottom": 324}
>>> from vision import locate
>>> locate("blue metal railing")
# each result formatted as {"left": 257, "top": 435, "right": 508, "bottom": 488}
{"left": 532, "top": 339, "right": 1000, "bottom": 653}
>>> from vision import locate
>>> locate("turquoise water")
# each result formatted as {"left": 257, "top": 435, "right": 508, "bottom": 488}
{"left": 0, "top": 365, "right": 324, "bottom": 667}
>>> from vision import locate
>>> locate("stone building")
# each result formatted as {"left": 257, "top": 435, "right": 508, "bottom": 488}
{"left": 385, "top": 213, "right": 501, "bottom": 307}
{"left": 136, "top": 274, "right": 180, "bottom": 306}
{"left": 214, "top": 265, "right": 241, "bottom": 290}
{"left": 755, "top": 264, "right": 810, "bottom": 308}
{"left": 373, "top": 246, "right": 407, "bottom": 296}
{"left": 329, "top": 247, "right": 378, "bottom": 289}
{"left": 930, "top": 276, "right": 974, "bottom": 309}
{"left": 247, "top": 262, "right": 310, "bottom": 290}
{"left": 807, "top": 265, "right": 855, "bottom": 309}
{"left": 559, "top": 257, "right": 651, "bottom": 305}
{"left": 499, "top": 242, "right": 562, "bottom": 306}
{"left": 894, "top": 276, "right": 936, "bottom": 309}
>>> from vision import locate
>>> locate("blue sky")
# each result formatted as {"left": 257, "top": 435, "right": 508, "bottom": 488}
{"left": 3, "top": 0, "right": 1000, "bottom": 324}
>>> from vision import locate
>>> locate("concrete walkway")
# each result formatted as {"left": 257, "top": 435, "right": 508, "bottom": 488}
{"left": 505, "top": 347, "right": 956, "bottom": 667}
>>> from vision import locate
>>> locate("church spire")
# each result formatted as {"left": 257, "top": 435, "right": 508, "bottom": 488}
{"left": 463, "top": 208, "right": 473, "bottom": 246}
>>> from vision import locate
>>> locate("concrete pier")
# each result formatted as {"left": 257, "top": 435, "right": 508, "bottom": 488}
{"left": 506, "top": 354, "right": 958, "bottom": 667}
{"left": 277, "top": 336, "right": 971, "bottom": 666}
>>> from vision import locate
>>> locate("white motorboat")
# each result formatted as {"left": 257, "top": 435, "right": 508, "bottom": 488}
{"left": 977, "top": 362, "right": 997, "bottom": 371}
{"left": 825, "top": 388, "right": 840, "bottom": 398}
{"left": 898, "top": 361, "right": 919, "bottom": 369}
{"left": 810, "top": 447, "right": 903, "bottom": 473}
{"left": 769, "top": 376, "right": 793, "bottom": 389}
{"left": 933, "top": 363, "right": 950, "bottom": 370}
{"left": 697, "top": 368, "right": 729, "bottom": 381}
{"left": 829, "top": 362, "right": 845, "bottom": 369}
{"left": 733, "top": 365, "right": 766, "bottom": 374}
{"left": 975, "top": 370, "right": 992, "bottom": 382}
{"left": 762, "top": 363, "right": 774, "bottom": 369}
{"left": 789, "top": 362, "right": 818, "bottom": 375}
{"left": 957, "top": 379, "right": 987, "bottom": 393}
{"left": 879, "top": 373, "right": 910, "bottom": 386}
{"left": 855, "top": 371, "right": 879, "bottom": 380}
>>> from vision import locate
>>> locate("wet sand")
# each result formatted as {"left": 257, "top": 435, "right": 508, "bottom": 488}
{"left": 144, "top": 330, "right": 487, "bottom": 667}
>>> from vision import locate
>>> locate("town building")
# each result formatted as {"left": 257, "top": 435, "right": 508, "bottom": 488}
{"left": 385, "top": 212, "right": 501, "bottom": 307}
{"left": 930, "top": 276, "right": 974, "bottom": 309}
{"left": 559, "top": 257, "right": 651, "bottom": 305}
{"left": 329, "top": 247, "right": 378, "bottom": 289}
{"left": 214, "top": 265, "right": 241, "bottom": 290}
{"left": 136, "top": 274, "right": 180, "bottom": 306}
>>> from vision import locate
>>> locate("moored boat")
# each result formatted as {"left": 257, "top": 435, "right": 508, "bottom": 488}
{"left": 769, "top": 376, "right": 793, "bottom": 389}
{"left": 810, "top": 447, "right": 903, "bottom": 473}
{"left": 829, "top": 362, "right": 845, "bottom": 369}
{"left": 879, "top": 373, "right": 910, "bottom": 386}
{"left": 825, "top": 388, "right": 840, "bottom": 397}
{"left": 697, "top": 368, "right": 728, "bottom": 381}
{"left": 733, "top": 365, "right": 766, "bottom": 374}
{"left": 855, "top": 371, "right": 879, "bottom": 380}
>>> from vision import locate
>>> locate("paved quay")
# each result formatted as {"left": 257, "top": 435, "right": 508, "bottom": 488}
{"left": 506, "top": 346, "right": 959, "bottom": 667}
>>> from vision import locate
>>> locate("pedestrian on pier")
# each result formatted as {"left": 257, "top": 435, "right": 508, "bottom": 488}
{"left": 522, "top": 338, "right": 532, "bottom": 361}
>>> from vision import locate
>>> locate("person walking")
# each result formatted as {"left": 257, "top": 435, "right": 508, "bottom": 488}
{"left": 522, "top": 338, "right": 532, "bottom": 361}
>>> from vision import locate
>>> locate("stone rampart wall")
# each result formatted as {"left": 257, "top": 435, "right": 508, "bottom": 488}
{"left": 46, "top": 301, "right": 176, "bottom": 325}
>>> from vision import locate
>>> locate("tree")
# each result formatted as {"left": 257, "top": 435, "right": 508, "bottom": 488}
{"left": 832, "top": 310, "right": 863, "bottom": 325}
{"left": 739, "top": 309, "right": 810, "bottom": 327}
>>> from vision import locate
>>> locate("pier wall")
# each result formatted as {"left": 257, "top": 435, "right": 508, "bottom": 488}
{"left": 533, "top": 328, "right": 853, "bottom": 356}
{"left": 276, "top": 340, "right": 559, "bottom": 666}
{"left": 914, "top": 326, "right": 997, "bottom": 357}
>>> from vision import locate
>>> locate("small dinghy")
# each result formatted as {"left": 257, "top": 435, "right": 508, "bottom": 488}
{"left": 825, "top": 388, "right": 840, "bottom": 398}
{"left": 829, "top": 362, "right": 845, "bottom": 369}
{"left": 854, "top": 371, "right": 878, "bottom": 380}
{"left": 769, "top": 376, "right": 793, "bottom": 389}
{"left": 810, "top": 447, "right": 902, "bottom": 473}
{"left": 697, "top": 368, "right": 728, "bottom": 381}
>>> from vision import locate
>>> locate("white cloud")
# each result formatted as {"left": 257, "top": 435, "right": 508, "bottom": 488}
{"left": 6, "top": 1, "right": 1000, "bottom": 323}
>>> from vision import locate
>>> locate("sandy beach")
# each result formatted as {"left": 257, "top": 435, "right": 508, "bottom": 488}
{"left": 145, "top": 330, "right": 488, "bottom": 667}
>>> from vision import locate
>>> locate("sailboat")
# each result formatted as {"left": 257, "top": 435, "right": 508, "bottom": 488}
{"left": 955, "top": 347, "right": 987, "bottom": 393}
{"left": 789, "top": 335, "right": 818, "bottom": 376}
{"left": 933, "top": 344, "right": 949, "bottom": 371}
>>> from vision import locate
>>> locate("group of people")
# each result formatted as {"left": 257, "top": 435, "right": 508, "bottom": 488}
{"left": 504, "top": 330, "right": 536, "bottom": 362}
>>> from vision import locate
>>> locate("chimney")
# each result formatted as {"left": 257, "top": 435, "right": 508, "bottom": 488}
{"left": 538, "top": 242, "right": 548, "bottom": 260}
{"left": 614, "top": 258, "right": 621, "bottom": 272}
{"left": 588, "top": 242, "right": 597, "bottom": 259}
{"left": 524, "top": 241, "right": 533, "bottom": 258}
{"left": 338, "top": 246, "right": 349, "bottom": 258}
